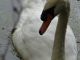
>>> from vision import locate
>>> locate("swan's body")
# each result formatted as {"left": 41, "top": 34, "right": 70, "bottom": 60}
{"left": 12, "top": 0, "right": 77, "bottom": 60}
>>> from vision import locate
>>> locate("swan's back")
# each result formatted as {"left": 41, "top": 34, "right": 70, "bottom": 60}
{"left": 12, "top": 0, "right": 77, "bottom": 60}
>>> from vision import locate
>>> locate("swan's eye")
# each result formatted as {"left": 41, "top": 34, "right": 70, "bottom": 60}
{"left": 41, "top": 6, "right": 55, "bottom": 21}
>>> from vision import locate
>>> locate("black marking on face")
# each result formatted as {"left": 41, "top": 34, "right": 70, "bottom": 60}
{"left": 41, "top": 6, "right": 55, "bottom": 21}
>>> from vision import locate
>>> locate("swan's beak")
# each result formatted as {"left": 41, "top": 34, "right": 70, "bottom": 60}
{"left": 39, "top": 14, "right": 53, "bottom": 35}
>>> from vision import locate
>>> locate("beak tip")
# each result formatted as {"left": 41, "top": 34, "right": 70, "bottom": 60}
{"left": 39, "top": 30, "right": 43, "bottom": 35}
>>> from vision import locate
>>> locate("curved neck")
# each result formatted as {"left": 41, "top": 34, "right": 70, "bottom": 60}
{"left": 51, "top": 9, "right": 70, "bottom": 60}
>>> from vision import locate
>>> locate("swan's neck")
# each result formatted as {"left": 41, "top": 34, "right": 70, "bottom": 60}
{"left": 51, "top": 9, "right": 70, "bottom": 60}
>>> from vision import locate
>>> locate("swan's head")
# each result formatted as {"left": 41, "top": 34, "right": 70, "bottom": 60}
{"left": 39, "top": 0, "right": 70, "bottom": 35}
{"left": 41, "top": 0, "right": 70, "bottom": 21}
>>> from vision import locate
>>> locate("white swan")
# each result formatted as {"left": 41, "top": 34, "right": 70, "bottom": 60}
{"left": 12, "top": 0, "right": 77, "bottom": 60}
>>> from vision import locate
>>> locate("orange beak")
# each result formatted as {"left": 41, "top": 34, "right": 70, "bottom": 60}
{"left": 39, "top": 14, "right": 53, "bottom": 35}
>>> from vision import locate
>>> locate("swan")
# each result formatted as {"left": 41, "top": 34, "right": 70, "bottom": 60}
{"left": 12, "top": 0, "right": 77, "bottom": 60}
